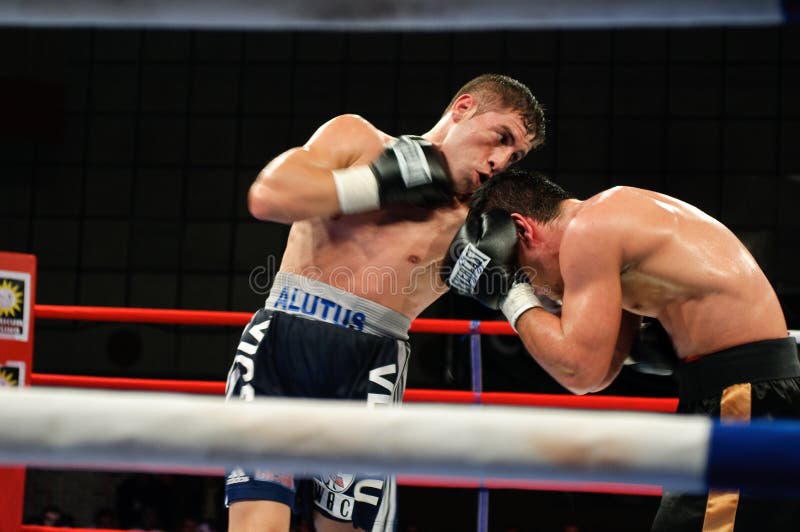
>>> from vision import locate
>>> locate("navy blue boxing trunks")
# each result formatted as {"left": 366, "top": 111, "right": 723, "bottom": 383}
{"left": 651, "top": 337, "right": 800, "bottom": 531}
{"left": 224, "top": 272, "right": 410, "bottom": 532}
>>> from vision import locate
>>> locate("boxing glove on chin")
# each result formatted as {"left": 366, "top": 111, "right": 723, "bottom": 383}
{"left": 332, "top": 135, "right": 454, "bottom": 214}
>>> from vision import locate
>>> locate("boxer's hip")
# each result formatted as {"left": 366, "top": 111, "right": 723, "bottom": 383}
{"left": 265, "top": 271, "right": 411, "bottom": 340}
{"left": 676, "top": 337, "right": 800, "bottom": 404}
{"left": 655, "top": 337, "right": 800, "bottom": 532}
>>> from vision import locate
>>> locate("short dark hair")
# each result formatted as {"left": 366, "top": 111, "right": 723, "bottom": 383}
{"left": 470, "top": 168, "right": 573, "bottom": 223}
{"left": 445, "top": 73, "right": 546, "bottom": 149}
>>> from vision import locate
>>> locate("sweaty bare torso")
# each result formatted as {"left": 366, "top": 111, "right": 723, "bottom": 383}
{"left": 276, "top": 128, "right": 466, "bottom": 320}
{"left": 578, "top": 187, "right": 787, "bottom": 358}
{"left": 279, "top": 206, "right": 465, "bottom": 319}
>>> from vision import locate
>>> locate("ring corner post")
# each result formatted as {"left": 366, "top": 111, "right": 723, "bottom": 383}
{"left": 0, "top": 251, "right": 37, "bottom": 532}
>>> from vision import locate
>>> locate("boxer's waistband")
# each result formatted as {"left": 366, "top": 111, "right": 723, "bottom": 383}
{"left": 676, "top": 337, "right": 800, "bottom": 402}
{"left": 265, "top": 272, "right": 411, "bottom": 340}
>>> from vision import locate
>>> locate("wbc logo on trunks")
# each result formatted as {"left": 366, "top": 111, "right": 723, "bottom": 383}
{"left": 325, "top": 472, "right": 355, "bottom": 493}
{"left": 448, "top": 243, "right": 491, "bottom": 295}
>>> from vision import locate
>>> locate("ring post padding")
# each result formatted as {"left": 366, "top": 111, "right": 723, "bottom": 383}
{"left": 707, "top": 420, "right": 800, "bottom": 496}
{"left": 0, "top": 251, "right": 37, "bottom": 532}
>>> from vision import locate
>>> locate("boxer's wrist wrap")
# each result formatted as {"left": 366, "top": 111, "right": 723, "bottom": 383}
{"left": 500, "top": 282, "right": 542, "bottom": 331}
{"left": 332, "top": 166, "right": 380, "bottom": 214}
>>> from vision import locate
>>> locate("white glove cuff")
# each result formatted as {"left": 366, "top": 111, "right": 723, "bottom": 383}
{"left": 332, "top": 166, "right": 380, "bottom": 214}
{"left": 500, "top": 282, "right": 543, "bottom": 331}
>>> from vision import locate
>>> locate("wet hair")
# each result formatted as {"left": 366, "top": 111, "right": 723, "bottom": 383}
{"left": 444, "top": 73, "right": 546, "bottom": 149}
{"left": 470, "top": 168, "right": 573, "bottom": 224}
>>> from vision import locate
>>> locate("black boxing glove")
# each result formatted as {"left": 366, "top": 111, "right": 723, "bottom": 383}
{"left": 443, "top": 210, "right": 545, "bottom": 327}
{"left": 332, "top": 135, "right": 453, "bottom": 214}
{"left": 625, "top": 319, "right": 678, "bottom": 376}
{"left": 443, "top": 209, "right": 517, "bottom": 309}
{"left": 443, "top": 210, "right": 544, "bottom": 329}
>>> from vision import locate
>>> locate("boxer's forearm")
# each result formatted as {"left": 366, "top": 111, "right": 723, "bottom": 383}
{"left": 515, "top": 309, "right": 611, "bottom": 395}
{"left": 592, "top": 311, "right": 642, "bottom": 391}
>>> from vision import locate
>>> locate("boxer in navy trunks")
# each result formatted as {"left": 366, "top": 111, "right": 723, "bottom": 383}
{"left": 225, "top": 76, "right": 545, "bottom": 532}
{"left": 447, "top": 169, "right": 800, "bottom": 531}
{"left": 225, "top": 273, "right": 411, "bottom": 530}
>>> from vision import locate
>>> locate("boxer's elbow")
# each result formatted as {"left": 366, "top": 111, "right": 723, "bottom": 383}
{"left": 553, "top": 349, "right": 610, "bottom": 395}
{"left": 559, "top": 374, "right": 604, "bottom": 396}
{"left": 248, "top": 177, "right": 295, "bottom": 224}
{"left": 519, "top": 327, "right": 612, "bottom": 395}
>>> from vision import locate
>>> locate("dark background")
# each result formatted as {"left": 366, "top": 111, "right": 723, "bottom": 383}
{"left": 2, "top": 25, "right": 799, "bottom": 531}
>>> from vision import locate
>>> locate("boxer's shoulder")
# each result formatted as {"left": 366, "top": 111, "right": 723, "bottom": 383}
{"left": 309, "top": 114, "right": 391, "bottom": 166}
{"left": 316, "top": 114, "right": 389, "bottom": 143}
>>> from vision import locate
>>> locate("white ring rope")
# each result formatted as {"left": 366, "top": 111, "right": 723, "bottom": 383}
{"left": 1, "top": 387, "right": 711, "bottom": 491}
{"left": 0, "top": 0, "right": 789, "bottom": 30}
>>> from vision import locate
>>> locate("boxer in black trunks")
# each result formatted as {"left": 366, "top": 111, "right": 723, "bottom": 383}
{"left": 446, "top": 169, "right": 800, "bottom": 531}
{"left": 225, "top": 75, "right": 546, "bottom": 532}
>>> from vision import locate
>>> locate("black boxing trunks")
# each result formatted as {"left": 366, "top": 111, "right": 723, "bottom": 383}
{"left": 224, "top": 272, "right": 411, "bottom": 532}
{"left": 652, "top": 337, "right": 800, "bottom": 532}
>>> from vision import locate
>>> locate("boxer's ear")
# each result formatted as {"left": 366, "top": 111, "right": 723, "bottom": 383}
{"left": 510, "top": 213, "right": 535, "bottom": 248}
{"left": 450, "top": 94, "right": 477, "bottom": 122}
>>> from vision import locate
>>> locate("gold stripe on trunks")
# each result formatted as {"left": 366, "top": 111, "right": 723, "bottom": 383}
{"left": 702, "top": 382, "right": 752, "bottom": 532}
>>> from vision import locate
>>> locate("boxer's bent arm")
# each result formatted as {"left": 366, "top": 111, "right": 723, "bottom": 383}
{"left": 248, "top": 114, "right": 377, "bottom": 223}
{"left": 249, "top": 147, "right": 341, "bottom": 223}
{"left": 515, "top": 226, "right": 624, "bottom": 395}
{"left": 592, "top": 310, "right": 641, "bottom": 392}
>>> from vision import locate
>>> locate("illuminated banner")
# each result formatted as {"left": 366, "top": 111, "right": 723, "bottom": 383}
{"left": 0, "top": 270, "right": 31, "bottom": 342}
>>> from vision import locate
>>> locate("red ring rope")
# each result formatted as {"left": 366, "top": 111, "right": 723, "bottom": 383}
{"left": 20, "top": 528, "right": 120, "bottom": 532}
{"left": 25, "top": 303, "right": 673, "bottom": 509}
{"left": 28, "top": 373, "right": 678, "bottom": 412}
{"left": 33, "top": 304, "right": 517, "bottom": 334}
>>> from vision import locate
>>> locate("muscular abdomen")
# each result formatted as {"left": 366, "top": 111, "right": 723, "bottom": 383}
{"left": 277, "top": 207, "right": 466, "bottom": 319}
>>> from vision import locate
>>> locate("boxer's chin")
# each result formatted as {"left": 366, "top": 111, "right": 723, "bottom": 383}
{"left": 455, "top": 191, "right": 473, "bottom": 205}
{"left": 453, "top": 179, "right": 476, "bottom": 204}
